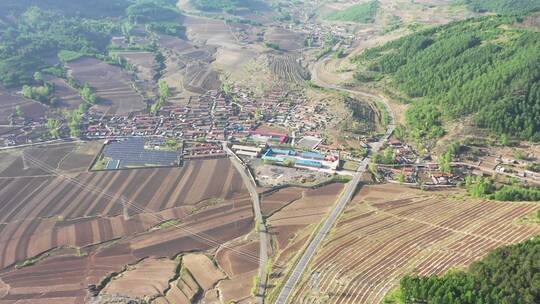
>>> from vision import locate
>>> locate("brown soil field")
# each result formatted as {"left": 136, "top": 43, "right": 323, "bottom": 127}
{"left": 101, "top": 258, "right": 177, "bottom": 299}
{"left": 263, "top": 183, "right": 345, "bottom": 302}
{"left": 261, "top": 187, "right": 304, "bottom": 216}
{"left": 48, "top": 77, "right": 86, "bottom": 109}
{"left": 0, "top": 189, "right": 254, "bottom": 303}
{"left": 267, "top": 54, "right": 310, "bottom": 84}
{"left": 0, "top": 91, "right": 48, "bottom": 124}
{"left": 290, "top": 184, "right": 540, "bottom": 304}
{"left": 264, "top": 28, "right": 305, "bottom": 51}
{"left": 0, "top": 141, "right": 101, "bottom": 177}
{"left": 182, "top": 16, "right": 236, "bottom": 47}
{"left": 182, "top": 253, "right": 226, "bottom": 291}
{"left": 154, "top": 253, "right": 226, "bottom": 303}
{"left": 0, "top": 157, "right": 250, "bottom": 273}
{"left": 67, "top": 57, "right": 145, "bottom": 115}
{"left": 157, "top": 33, "right": 221, "bottom": 96}
{"left": 116, "top": 51, "right": 156, "bottom": 83}
{"left": 215, "top": 239, "right": 260, "bottom": 303}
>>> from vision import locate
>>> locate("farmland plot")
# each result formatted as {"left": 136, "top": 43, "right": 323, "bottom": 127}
{"left": 0, "top": 194, "right": 254, "bottom": 304}
{"left": 290, "top": 184, "right": 540, "bottom": 304}
{"left": 48, "top": 77, "right": 86, "bottom": 109}
{"left": 267, "top": 54, "right": 310, "bottom": 84}
{"left": 67, "top": 57, "right": 145, "bottom": 115}
{"left": 264, "top": 28, "right": 306, "bottom": 51}
{"left": 263, "top": 183, "right": 346, "bottom": 303}
{"left": 0, "top": 157, "right": 248, "bottom": 267}
{"left": 0, "top": 91, "right": 47, "bottom": 124}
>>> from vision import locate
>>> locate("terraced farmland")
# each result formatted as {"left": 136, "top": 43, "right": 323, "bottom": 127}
{"left": 0, "top": 153, "right": 258, "bottom": 303}
{"left": 267, "top": 54, "right": 310, "bottom": 84}
{"left": 290, "top": 184, "right": 540, "bottom": 304}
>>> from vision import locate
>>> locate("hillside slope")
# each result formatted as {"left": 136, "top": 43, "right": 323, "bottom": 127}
{"left": 390, "top": 236, "right": 540, "bottom": 304}
{"left": 354, "top": 16, "right": 540, "bottom": 141}
{"left": 466, "top": 0, "right": 540, "bottom": 15}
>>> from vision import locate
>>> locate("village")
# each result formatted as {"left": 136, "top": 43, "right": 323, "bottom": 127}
{"left": 3, "top": 84, "right": 539, "bottom": 188}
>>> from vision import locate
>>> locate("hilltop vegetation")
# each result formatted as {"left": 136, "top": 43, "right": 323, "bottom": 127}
{"left": 354, "top": 16, "right": 540, "bottom": 141}
{"left": 190, "top": 0, "right": 266, "bottom": 13}
{"left": 0, "top": 7, "right": 116, "bottom": 87}
{"left": 389, "top": 237, "right": 540, "bottom": 304}
{"left": 127, "top": 0, "right": 181, "bottom": 23}
{"left": 326, "top": 0, "right": 379, "bottom": 23}
{"left": 465, "top": 0, "right": 540, "bottom": 15}
{"left": 0, "top": 0, "right": 182, "bottom": 88}
{"left": 0, "top": 0, "right": 132, "bottom": 17}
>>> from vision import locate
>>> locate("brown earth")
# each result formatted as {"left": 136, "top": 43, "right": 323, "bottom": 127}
{"left": 290, "top": 184, "right": 540, "bottom": 303}
{"left": 215, "top": 239, "right": 259, "bottom": 303}
{"left": 101, "top": 258, "right": 178, "bottom": 299}
{"left": 0, "top": 91, "right": 48, "bottom": 124}
{"left": 0, "top": 155, "right": 259, "bottom": 304}
{"left": 67, "top": 57, "right": 145, "bottom": 115}
{"left": 263, "top": 183, "right": 345, "bottom": 302}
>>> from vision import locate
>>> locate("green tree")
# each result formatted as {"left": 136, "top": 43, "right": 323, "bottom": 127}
{"left": 396, "top": 172, "right": 406, "bottom": 183}
{"left": 158, "top": 79, "right": 170, "bottom": 100}
{"left": 255, "top": 109, "right": 263, "bottom": 121}
{"left": 67, "top": 110, "right": 82, "bottom": 138}
{"left": 80, "top": 83, "right": 98, "bottom": 104}
{"left": 500, "top": 134, "right": 510, "bottom": 146}
{"left": 439, "top": 150, "right": 453, "bottom": 173}
{"left": 33, "top": 71, "right": 43, "bottom": 83}
{"left": 15, "top": 105, "right": 24, "bottom": 118}
{"left": 46, "top": 118, "right": 61, "bottom": 138}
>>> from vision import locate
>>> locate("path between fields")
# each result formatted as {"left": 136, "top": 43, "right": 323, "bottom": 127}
{"left": 275, "top": 57, "right": 396, "bottom": 304}
{"left": 223, "top": 143, "right": 269, "bottom": 304}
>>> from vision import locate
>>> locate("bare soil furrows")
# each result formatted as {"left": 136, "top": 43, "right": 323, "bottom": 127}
{"left": 0, "top": 159, "right": 245, "bottom": 223}
{"left": 48, "top": 77, "right": 86, "bottom": 109}
{"left": 261, "top": 187, "right": 304, "bottom": 216}
{"left": 264, "top": 28, "right": 306, "bottom": 51}
{"left": 0, "top": 193, "right": 254, "bottom": 303}
{"left": 183, "top": 254, "right": 226, "bottom": 291}
{"left": 101, "top": 258, "right": 177, "bottom": 299}
{"left": 67, "top": 57, "right": 145, "bottom": 115}
{"left": 215, "top": 239, "right": 260, "bottom": 303}
{"left": 116, "top": 51, "right": 156, "bottom": 83}
{"left": 267, "top": 54, "right": 310, "bottom": 84}
{"left": 291, "top": 184, "right": 540, "bottom": 303}
{"left": 264, "top": 183, "right": 345, "bottom": 302}
{"left": 182, "top": 16, "right": 235, "bottom": 47}
{"left": 0, "top": 91, "right": 48, "bottom": 124}
{"left": 0, "top": 158, "right": 251, "bottom": 280}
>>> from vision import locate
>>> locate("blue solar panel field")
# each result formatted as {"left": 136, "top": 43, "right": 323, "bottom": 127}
{"left": 101, "top": 137, "right": 180, "bottom": 169}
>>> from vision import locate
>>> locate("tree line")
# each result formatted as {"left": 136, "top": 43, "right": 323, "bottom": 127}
{"left": 388, "top": 236, "right": 540, "bottom": 304}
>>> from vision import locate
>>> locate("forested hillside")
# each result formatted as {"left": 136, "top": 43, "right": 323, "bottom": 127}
{"left": 354, "top": 16, "right": 540, "bottom": 141}
{"left": 465, "top": 0, "right": 540, "bottom": 15}
{"left": 0, "top": 0, "right": 132, "bottom": 17}
{"left": 390, "top": 237, "right": 540, "bottom": 303}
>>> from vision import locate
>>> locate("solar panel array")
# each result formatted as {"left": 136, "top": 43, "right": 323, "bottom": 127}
{"left": 102, "top": 137, "right": 180, "bottom": 168}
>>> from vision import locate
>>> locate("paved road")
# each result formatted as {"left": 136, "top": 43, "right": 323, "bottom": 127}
{"left": 275, "top": 58, "right": 396, "bottom": 304}
{"left": 224, "top": 143, "right": 269, "bottom": 303}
